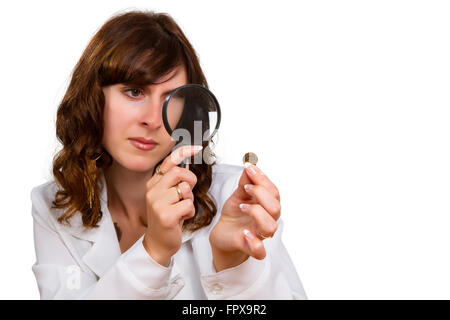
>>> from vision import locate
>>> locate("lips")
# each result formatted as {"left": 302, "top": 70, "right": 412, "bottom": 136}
{"left": 129, "top": 138, "right": 157, "bottom": 151}
{"left": 129, "top": 137, "right": 157, "bottom": 144}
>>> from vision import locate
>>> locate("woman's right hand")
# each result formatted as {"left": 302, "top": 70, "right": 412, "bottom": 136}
{"left": 142, "top": 145, "right": 203, "bottom": 267}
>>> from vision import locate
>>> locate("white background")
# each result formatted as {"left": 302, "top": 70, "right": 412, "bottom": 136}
{"left": 0, "top": 0, "right": 449, "bottom": 299}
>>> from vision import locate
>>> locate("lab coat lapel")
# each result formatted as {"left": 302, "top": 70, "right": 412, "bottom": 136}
{"left": 62, "top": 170, "right": 198, "bottom": 278}
{"left": 62, "top": 172, "right": 121, "bottom": 279}
{"left": 82, "top": 172, "right": 121, "bottom": 278}
{"left": 80, "top": 212, "right": 121, "bottom": 279}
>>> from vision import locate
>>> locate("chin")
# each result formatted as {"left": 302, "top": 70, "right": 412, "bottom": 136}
{"left": 115, "top": 155, "right": 157, "bottom": 173}
{"left": 130, "top": 160, "right": 158, "bottom": 172}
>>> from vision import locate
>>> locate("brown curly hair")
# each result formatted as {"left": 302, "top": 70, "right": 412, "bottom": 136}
{"left": 51, "top": 10, "right": 218, "bottom": 232}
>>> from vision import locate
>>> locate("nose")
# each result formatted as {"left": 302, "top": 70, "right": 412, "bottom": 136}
{"left": 140, "top": 96, "right": 163, "bottom": 129}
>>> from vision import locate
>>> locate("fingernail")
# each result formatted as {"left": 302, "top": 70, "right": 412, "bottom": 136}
{"left": 246, "top": 164, "right": 257, "bottom": 175}
{"left": 243, "top": 229, "right": 255, "bottom": 239}
{"left": 192, "top": 145, "right": 203, "bottom": 151}
{"left": 244, "top": 184, "right": 253, "bottom": 192}
{"left": 239, "top": 203, "right": 249, "bottom": 211}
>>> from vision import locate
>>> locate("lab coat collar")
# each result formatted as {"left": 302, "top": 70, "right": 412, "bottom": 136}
{"left": 61, "top": 170, "right": 196, "bottom": 278}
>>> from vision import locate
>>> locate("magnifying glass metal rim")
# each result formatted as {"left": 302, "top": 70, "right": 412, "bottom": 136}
{"left": 162, "top": 83, "right": 221, "bottom": 145}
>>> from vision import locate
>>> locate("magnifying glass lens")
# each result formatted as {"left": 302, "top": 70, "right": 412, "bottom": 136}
{"left": 163, "top": 85, "right": 220, "bottom": 145}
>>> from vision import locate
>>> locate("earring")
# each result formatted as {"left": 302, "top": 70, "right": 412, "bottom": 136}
{"left": 85, "top": 153, "right": 102, "bottom": 209}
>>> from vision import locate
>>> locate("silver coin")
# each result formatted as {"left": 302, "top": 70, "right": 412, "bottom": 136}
{"left": 243, "top": 152, "right": 258, "bottom": 166}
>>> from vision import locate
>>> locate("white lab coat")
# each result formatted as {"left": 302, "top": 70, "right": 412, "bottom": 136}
{"left": 30, "top": 163, "right": 307, "bottom": 300}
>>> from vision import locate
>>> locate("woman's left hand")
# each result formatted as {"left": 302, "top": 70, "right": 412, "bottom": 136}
{"left": 209, "top": 164, "right": 281, "bottom": 271}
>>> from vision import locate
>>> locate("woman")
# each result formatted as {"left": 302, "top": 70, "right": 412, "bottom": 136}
{"left": 30, "top": 10, "right": 307, "bottom": 299}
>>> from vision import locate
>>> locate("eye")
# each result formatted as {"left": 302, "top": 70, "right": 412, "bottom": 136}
{"left": 123, "top": 87, "right": 143, "bottom": 99}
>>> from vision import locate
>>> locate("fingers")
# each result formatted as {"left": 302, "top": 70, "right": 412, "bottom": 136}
{"left": 176, "top": 181, "right": 194, "bottom": 202}
{"left": 164, "top": 145, "right": 203, "bottom": 171}
{"left": 172, "top": 198, "right": 196, "bottom": 224}
{"left": 173, "top": 183, "right": 195, "bottom": 226}
{"left": 161, "top": 181, "right": 194, "bottom": 204}
{"left": 155, "top": 198, "right": 195, "bottom": 229}
{"left": 160, "top": 165, "right": 198, "bottom": 190}
{"left": 150, "top": 145, "right": 201, "bottom": 189}
{"left": 243, "top": 184, "right": 281, "bottom": 221}
{"left": 244, "top": 164, "right": 280, "bottom": 201}
{"left": 243, "top": 229, "right": 266, "bottom": 260}
{"left": 239, "top": 203, "right": 278, "bottom": 239}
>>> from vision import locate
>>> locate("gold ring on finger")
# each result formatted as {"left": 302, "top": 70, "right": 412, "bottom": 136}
{"left": 175, "top": 184, "right": 184, "bottom": 201}
{"left": 155, "top": 165, "right": 164, "bottom": 176}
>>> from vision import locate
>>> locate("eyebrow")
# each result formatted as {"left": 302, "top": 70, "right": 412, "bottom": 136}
{"left": 162, "top": 87, "right": 177, "bottom": 95}
{"left": 122, "top": 84, "right": 178, "bottom": 96}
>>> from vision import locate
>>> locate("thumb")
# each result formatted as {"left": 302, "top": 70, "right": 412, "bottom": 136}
{"left": 243, "top": 229, "right": 266, "bottom": 260}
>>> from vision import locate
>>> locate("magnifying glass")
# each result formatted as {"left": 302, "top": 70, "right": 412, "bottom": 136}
{"left": 162, "top": 84, "right": 221, "bottom": 168}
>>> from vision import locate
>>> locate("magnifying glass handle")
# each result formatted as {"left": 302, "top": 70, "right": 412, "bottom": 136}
{"left": 178, "top": 158, "right": 187, "bottom": 169}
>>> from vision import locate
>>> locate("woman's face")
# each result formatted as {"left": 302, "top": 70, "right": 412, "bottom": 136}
{"left": 101, "top": 65, "right": 188, "bottom": 172}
